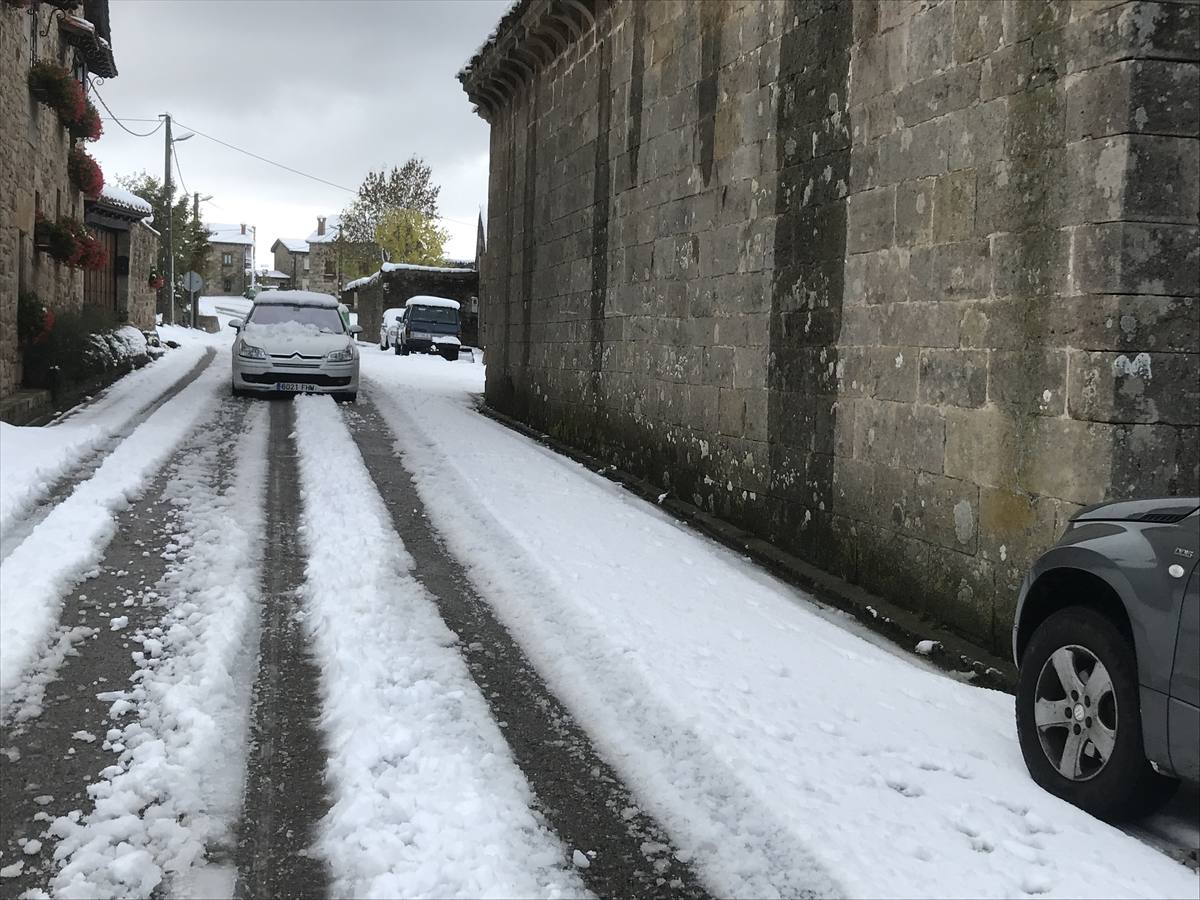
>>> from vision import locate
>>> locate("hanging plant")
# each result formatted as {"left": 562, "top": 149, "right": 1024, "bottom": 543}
{"left": 68, "top": 99, "right": 102, "bottom": 142}
{"left": 68, "top": 145, "right": 104, "bottom": 198}
{"left": 67, "top": 222, "right": 108, "bottom": 271}
{"left": 17, "top": 292, "right": 54, "bottom": 347}
{"left": 34, "top": 214, "right": 78, "bottom": 263}
{"left": 148, "top": 270, "right": 165, "bottom": 290}
{"left": 28, "top": 61, "right": 84, "bottom": 123}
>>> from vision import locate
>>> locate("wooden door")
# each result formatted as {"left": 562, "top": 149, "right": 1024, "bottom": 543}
{"left": 83, "top": 227, "right": 118, "bottom": 311}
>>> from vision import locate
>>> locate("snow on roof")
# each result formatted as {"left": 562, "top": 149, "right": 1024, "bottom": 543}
{"left": 207, "top": 223, "right": 255, "bottom": 246}
{"left": 405, "top": 295, "right": 460, "bottom": 310}
{"left": 381, "top": 262, "right": 476, "bottom": 274}
{"left": 306, "top": 215, "right": 341, "bottom": 244}
{"left": 344, "top": 274, "right": 374, "bottom": 291}
{"left": 273, "top": 238, "right": 309, "bottom": 254}
{"left": 258, "top": 269, "right": 289, "bottom": 280}
{"left": 253, "top": 290, "right": 339, "bottom": 308}
{"left": 97, "top": 185, "right": 153, "bottom": 217}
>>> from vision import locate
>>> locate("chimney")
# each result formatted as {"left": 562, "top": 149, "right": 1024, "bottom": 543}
{"left": 240, "top": 223, "right": 246, "bottom": 235}
{"left": 317, "top": 216, "right": 326, "bottom": 236}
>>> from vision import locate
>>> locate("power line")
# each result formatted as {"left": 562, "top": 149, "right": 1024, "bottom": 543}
{"left": 88, "top": 82, "right": 163, "bottom": 137}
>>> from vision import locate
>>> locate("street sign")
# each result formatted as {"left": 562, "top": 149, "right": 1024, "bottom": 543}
{"left": 182, "top": 271, "right": 204, "bottom": 292}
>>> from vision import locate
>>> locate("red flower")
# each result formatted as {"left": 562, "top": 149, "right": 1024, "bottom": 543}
{"left": 68, "top": 146, "right": 104, "bottom": 198}
{"left": 68, "top": 100, "right": 102, "bottom": 142}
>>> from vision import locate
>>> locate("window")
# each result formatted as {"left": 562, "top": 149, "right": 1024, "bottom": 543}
{"left": 222, "top": 252, "right": 233, "bottom": 266}
{"left": 246, "top": 303, "right": 344, "bottom": 334}
{"left": 324, "top": 257, "right": 335, "bottom": 277}
{"left": 303, "top": 257, "right": 310, "bottom": 272}
{"left": 223, "top": 278, "right": 232, "bottom": 292}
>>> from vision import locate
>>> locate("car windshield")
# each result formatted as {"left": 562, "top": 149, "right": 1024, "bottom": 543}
{"left": 408, "top": 306, "right": 458, "bottom": 325}
{"left": 248, "top": 304, "right": 344, "bottom": 333}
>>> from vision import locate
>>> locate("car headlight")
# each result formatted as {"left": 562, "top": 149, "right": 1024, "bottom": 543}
{"left": 325, "top": 347, "right": 354, "bottom": 362}
{"left": 238, "top": 343, "right": 267, "bottom": 360}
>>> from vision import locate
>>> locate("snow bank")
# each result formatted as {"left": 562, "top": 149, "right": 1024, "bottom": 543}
{"left": 50, "top": 404, "right": 270, "bottom": 899}
{"left": 361, "top": 352, "right": 1199, "bottom": 900}
{"left": 291, "top": 395, "right": 585, "bottom": 900}
{"left": 0, "top": 341, "right": 207, "bottom": 535}
{"left": 0, "top": 356, "right": 225, "bottom": 704}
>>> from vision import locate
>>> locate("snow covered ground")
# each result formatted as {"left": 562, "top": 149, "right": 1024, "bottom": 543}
{"left": 359, "top": 348, "right": 1199, "bottom": 900}
{"left": 0, "top": 341, "right": 209, "bottom": 537}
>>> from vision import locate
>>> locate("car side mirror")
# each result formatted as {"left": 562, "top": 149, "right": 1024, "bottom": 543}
{"left": 349, "top": 324, "right": 363, "bottom": 335}
{"left": 228, "top": 318, "right": 243, "bottom": 330}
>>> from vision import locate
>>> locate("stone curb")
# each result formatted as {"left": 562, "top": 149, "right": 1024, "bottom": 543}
{"left": 478, "top": 402, "right": 1019, "bottom": 695}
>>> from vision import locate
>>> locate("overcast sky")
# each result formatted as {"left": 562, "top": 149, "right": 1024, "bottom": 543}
{"left": 92, "top": 0, "right": 509, "bottom": 270}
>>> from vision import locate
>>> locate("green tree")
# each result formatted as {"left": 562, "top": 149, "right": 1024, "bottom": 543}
{"left": 116, "top": 172, "right": 211, "bottom": 310}
{"left": 338, "top": 157, "right": 442, "bottom": 273}
{"left": 374, "top": 208, "right": 448, "bottom": 266}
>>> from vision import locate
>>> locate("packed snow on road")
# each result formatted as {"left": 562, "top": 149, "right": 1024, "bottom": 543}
{"left": 0, "top": 328, "right": 1195, "bottom": 899}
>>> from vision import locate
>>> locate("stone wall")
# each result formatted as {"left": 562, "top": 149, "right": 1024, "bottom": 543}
{"left": 306, "top": 242, "right": 341, "bottom": 296}
{"left": 273, "top": 245, "right": 306, "bottom": 285}
{"left": 126, "top": 221, "right": 157, "bottom": 330}
{"left": 1, "top": 2, "right": 88, "bottom": 399}
{"left": 467, "top": 0, "right": 1199, "bottom": 653}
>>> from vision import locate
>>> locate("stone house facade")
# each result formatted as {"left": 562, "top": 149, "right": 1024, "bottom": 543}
{"left": 205, "top": 223, "right": 255, "bottom": 296}
{"left": 271, "top": 237, "right": 309, "bottom": 288}
{"left": 0, "top": 0, "right": 121, "bottom": 400}
{"left": 461, "top": 0, "right": 1200, "bottom": 653}
{"left": 306, "top": 215, "right": 345, "bottom": 296}
{"left": 83, "top": 185, "right": 157, "bottom": 329}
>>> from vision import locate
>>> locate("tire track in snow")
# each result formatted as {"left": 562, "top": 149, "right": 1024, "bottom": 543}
{"left": 0, "top": 347, "right": 216, "bottom": 563}
{"left": 233, "top": 400, "right": 330, "bottom": 900}
{"left": 291, "top": 395, "right": 585, "bottom": 900}
{"left": 344, "top": 397, "right": 710, "bottom": 900}
{"left": 0, "top": 395, "right": 258, "bottom": 898}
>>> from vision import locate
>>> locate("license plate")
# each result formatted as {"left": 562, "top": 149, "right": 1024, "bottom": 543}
{"left": 275, "top": 382, "right": 318, "bottom": 392}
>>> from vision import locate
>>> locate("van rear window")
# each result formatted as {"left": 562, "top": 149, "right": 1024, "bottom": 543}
{"left": 409, "top": 306, "right": 458, "bottom": 325}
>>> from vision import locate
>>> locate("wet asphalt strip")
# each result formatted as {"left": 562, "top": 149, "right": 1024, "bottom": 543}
{"left": 0, "top": 347, "right": 218, "bottom": 563}
{"left": 344, "top": 394, "right": 712, "bottom": 900}
{"left": 0, "top": 393, "right": 248, "bottom": 898}
{"left": 233, "top": 399, "right": 330, "bottom": 900}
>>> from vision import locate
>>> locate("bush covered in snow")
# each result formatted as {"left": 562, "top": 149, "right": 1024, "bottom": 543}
{"left": 21, "top": 303, "right": 150, "bottom": 395}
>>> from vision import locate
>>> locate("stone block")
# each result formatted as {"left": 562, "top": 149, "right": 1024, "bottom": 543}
{"left": 953, "top": 0, "right": 1005, "bottom": 62}
{"left": 979, "top": 486, "right": 1062, "bottom": 598}
{"left": 931, "top": 239, "right": 991, "bottom": 302}
{"left": 1068, "top": 350, "right": 1200, "bottom": 425}
{"left": 846, "top": 186, "right": 896, "bottom": 253}
{"left": 948, "top": 98, "right": 1009, "bottom": 170}
{"left": 895, "top": 178, "right": 934, "bottom": 245}
{"left": 1020, "top": 417, "right": 1114, "bottom": 505}
{"left": 853, "top": 399, "right": 946, "bottom": 473}
{"left": 1006, "top": 83, "right": 1065, "bottom": 156}
{"left": 878, "top": 301, "right": 962, "bottom": 347}
{"left": 1065, "top": 1, "right": 1200, "bottom": 75}
{"left": 1004, "top": 0, "right": 1070, "bottom": 42}
{"left": 990, "top": 229, "right": 1068, "bottom": 298}
{"left": 1071, "top": 222, "right": 1200, "bottom": 297}
{"left": 1123, "top": 135, "right": 1200, "bottom": 225}
{"left": 919, "top": 349, "right": 989, "bottom": 408}
{"left": 987, "top": 349, "right": 1069, "bottom": 416}
{"left": 870, "top": 467, "right": 981, "bottom": 553}
{"left": 931, "top": 169, "right": 977, "bottom": 244}
{"left": 1066, "top": 60, "right": 1200, "bottom": 140}
{"left": 958, "top": 299, "right": 1033, "bottom": 350}
{"left": 877, "top": 118, "right": 951, "bottom": 182}
{"left": 894, "top": 63, "right": 982, "bottom": 126}
{"left": 1110, "top": 423, "right": 1197, "bottom": 500}
{"left": 976, "top": 153, "right": 1065, "bottom": 234}
{"left": 980, "top": 39, "right": 1033, "bottom": 100}
{"left": 945, "top": 407, "right": 1022, "bottom": 489}
{"left": 1043, "top": 294, "right": 1199, "bottom": 353}
{"left": 907, "top": 1, "right": 954, "bottom": 80}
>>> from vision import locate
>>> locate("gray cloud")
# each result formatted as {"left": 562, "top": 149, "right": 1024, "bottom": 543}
{"left": 92, "top": 0, "right": 509, "bottom": 265}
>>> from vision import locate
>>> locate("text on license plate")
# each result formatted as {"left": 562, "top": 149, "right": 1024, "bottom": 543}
{"left": 275, "top": 382, "right": 318, "bottom": 392}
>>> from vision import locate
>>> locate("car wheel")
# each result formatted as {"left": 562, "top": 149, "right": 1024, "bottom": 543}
{"left": 399, "top": 341, "right": 410, "bottom": 356}
{"left": 232, "top": 385, "right": 246, "bottom": 398}
{"left": 332, "top": 392, "right": 357, "bottom": 403}
{"left": 380, "top": 338, "right": 388, "bottom": 350}
{"left": 439, "top": 346, "right": 458, "bottom": 362}
{"left": 1016, "top": 605, "right": 1178, "bottom": 820}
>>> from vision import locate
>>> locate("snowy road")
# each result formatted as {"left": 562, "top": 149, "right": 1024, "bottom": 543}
{"left": 0, "top": 331, "right": 1196, "bottom": 899}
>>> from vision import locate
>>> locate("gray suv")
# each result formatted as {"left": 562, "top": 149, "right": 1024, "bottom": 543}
{"left": 1013, "top": 498, "right": 1198, "bottom": 820}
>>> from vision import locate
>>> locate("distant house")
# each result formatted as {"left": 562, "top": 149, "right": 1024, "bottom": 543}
{"left": 305, "top": 215, "right": 343, "bottom": 296}
{"left": 343, "top": 261, "right": 479, "bottom": 347}
{"left": 206, "top": 222, "right": 255, "bottom": 296}
{"left": 256, "top": 267, "right": 289, "bottom": 290}
{"left": 270, "top": 237, "right": 309, "bottom": 288}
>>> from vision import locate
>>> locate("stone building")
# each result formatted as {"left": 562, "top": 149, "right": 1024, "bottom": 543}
{"left": 270, "top": 237, "right": 309, "bottom": 288}
{"left": 306, "top": 215, "right": 345, "bottom": 296}
{"left": 343, "top": 262, "right": 479, "bottom": 345}
{"left": 205, "top": 222, "right": 255, "bottom": 295}
{"left": 0, "top": 0, "right": 121, "bottom": 401}
{"left": 460, "top": 0, "right": 1200, "bottom": 652}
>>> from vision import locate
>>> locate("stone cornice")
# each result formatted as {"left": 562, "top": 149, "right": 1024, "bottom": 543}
{"left": 457, "top": 0, "right": 606, "bottom": 121}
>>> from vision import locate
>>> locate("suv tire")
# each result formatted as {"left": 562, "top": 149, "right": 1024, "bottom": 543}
{"left": 1016, "top": 605, "right": 1178, "bottom": 820}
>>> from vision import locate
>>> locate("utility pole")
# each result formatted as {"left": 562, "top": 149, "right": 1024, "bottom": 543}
{"left": 162, "top": 113, "right": 174, "bottom": 326}
{"left": 192, "top": 191, "right": 200, "bottom": 329}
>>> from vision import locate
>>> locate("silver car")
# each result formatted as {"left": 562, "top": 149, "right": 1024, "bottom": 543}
{"left": 379, "top": 307, "right": 406, "bottom": 351}
{"left": 229, "top": 291, "right": 362, "bottom": 402}
{"left": 1014, "top": 498, "right": 1199, "bottom": 820}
